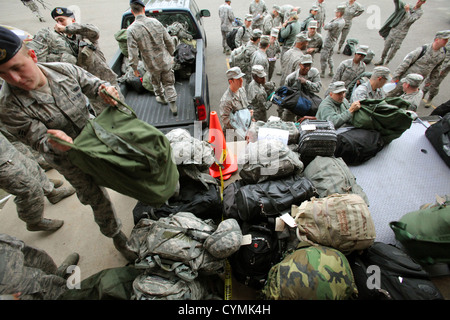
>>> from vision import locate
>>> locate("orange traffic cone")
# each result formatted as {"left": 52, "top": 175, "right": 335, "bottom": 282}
{"left": 208, "top": 111, "right": 238, "bottom": 180}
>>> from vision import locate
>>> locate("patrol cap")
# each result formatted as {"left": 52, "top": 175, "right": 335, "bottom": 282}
{"left": 335, "top": 5, "right": 346, "bottom": 13}
{"left": 329, "top": 81, "right": 347, "bottom": 93}
{"left": 270, "top": 28, "right": 279, "bottom": 38}
{"left": 51, "top": 7, "right": 75, "bottom": 19}
{"left": 355, "top": 45, "right": 369, "bottom": 55}
{"left": 308, "top": 20, "right": 318, "bottom": 29}
{"left": 226, "top": 66, "right": 245, "bottom": 80}
{"left": 130, "top": 0, "right": 145, "bottom": 7}
{"left": 260, "top": 35, "right": 270, "bottom": 45}
{"left": 245, "top": 14, "right": 253, "bottom": 21}
{"left": 295, "top": 32, "right": 310, "bottom": 43}
{"left": 310, "top": 5, "right": 319, "bottom": 12}
{"left": 300, "top": 54, "right": 313, "bottom": 65}
{"left": 0, "top": 26, "right": 22, "bottom": 66}
{"left": 252, "top": 64, "right": 267, "bottom": 78}
{"left": 273, "top": 5, "right": 281, "bottom": 13}
{"left": 401, "top": 73, "right": 424, "bottom": 87}
{"left": 435, "top": 30, "right": 450, "bottom": 39}
{"left": 373, "top": 66, "right": 392, "bottom": 81}
{"left": 252, "top": 29, "right": 262, "bottom": 38}
{"left": 289, "top": 10, "right": 299, "bottom": 19}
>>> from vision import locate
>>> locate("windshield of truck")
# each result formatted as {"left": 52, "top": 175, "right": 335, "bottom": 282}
{"left": 123, "top": 11, "right": 198, "bottom": 38}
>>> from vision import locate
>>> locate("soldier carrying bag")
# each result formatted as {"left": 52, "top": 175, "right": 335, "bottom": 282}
{"left": 48, "top": 90, "right": 179, "bottom": 207}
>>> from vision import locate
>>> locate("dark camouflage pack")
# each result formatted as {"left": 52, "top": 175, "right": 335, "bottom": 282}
{"left": 262, "top": 244, "right": 358, "bottom": 300}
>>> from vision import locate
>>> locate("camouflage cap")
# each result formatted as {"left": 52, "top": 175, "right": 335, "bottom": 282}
{"left": 310, "top": 5, "right": 319, "bottom": 12}
{"left": 329, "top": 81, "right": 347, "bottom": 93}
{"left": 204, "top": 219, "right": 242, "bottom": 259}
{"left": 401, "top": 73, "right": 424, "bottom": 87}
{"left": 0, "top": 26, "right": 22, "bottom": 65}
{"left": 245, "top": 14, "right": 253, "bottom": 21}
{"left": 260, "top": 35, "right": 270, "bottom": 45}
{"left": 308, "top": 20, "right": 318, "bottom": 29}
{"left": 295, "top": 32, "right": 310, "bottom": 43}
{"left": 252, "top": 28, "right": 263, "bottom": 38}
{"left": 272, "top": 5, "right": 281, "bottom": 13}
{"left": 226, "top": 66, "right": 245, "bottom": 79}
{"left": 435, "top": 30, "right": 450, "bottom": 39}
{"left": 373, "top": 66, "right": 392, "bottom": 81}
{"left": 51, "top": 7, "right": 75, "bottom": 19}
{"left": 270, "top": 28, "right": 279, "bottom": 38}
{"left": 300, "top": 54, "right": 313, "bottom": 64}
{"left": 335, "top": 4, "right": 346, "bottom": 13}
{"left": 252, "top": 64, "right": 267, "bottom": 77}
{"left": 355, "top": 45, "right": 369, "bottom": 55}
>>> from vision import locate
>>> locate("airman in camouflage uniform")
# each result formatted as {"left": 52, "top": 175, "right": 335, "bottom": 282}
{"left": 337, "top": 0, "right": 365, "bottom": 53}
{"left": 375, "top": 0, "right": 425, "bottom": 66}
{"left": 234, "top": 15, "right": 253, "bottom": 49}
{"left": 350, "top": 66, "right": 391, "bottom": 103}
{"left": 280, "top": 32, "right": 310, "bottom": 86}
{"left": 0, "top": 131, "right": 75, "bottom": 231}
{"left": 247, "top": 65, "right": 275, "bottom": 122}
{"left": 320, "top": 5, "right": 346, "bottom": 77}
{"left": 241, "top": 29, "right": 262, "bottom": 88}
{"left": 0, "top": 233, "right": 79, "bottom": 300}
{"left": 305, "top": 21, "right": 323, "bottom": 60}
{"left": 127, "top": 1, "right": 178, "bottom": 115}
{"left": 28, "top": 7, "right": 120, "bottom": 114}
{"left": 282, "top": 55, "right": 322, "bottom": 121}
{"left": 22, "top": 0, "right": 45, "bottom": 22}
{"left": 388, "top": 30, "right": 449, "bottom": 97}
{"left": 423, "top": 43, "right": 450, "bottom": 107}
{"left": 400, "top": 73, "right": 424, "bottom": 111}
{"left": 263, "top": 243, "right": 358, "bottom": 300}
{"left": 314, "top": 0, "right": 326, "bottom": 33}
{"left": 250, "top": 35, "right": 270, "bottom": 78}
{"left": 249, "top": 0, "right": 267, "bottom": 31}
{"left": 0, "top": 27, "right": 136, "bottom": 262}
{"left": 266, "top": 28, "right": 281, "bottom": 81}
{"left": 218, "top": 0, "right": 235, "bottom": 54}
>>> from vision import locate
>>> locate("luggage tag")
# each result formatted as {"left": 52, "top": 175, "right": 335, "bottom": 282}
{"left": 301, "top": 124, "right": 316, "bottom": 131}
{"left": 275, "top": 213, "right": 297, "bottom": 231}
{"left": 241, "top": 234, "right": 253, "bottom": 246}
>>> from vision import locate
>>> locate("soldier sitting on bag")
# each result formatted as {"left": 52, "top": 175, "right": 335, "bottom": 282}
{"left": 316, "top": 81, "right": 361, "bottom": 129}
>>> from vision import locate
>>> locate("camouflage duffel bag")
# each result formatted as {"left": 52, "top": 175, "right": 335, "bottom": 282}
{"left": 292, "top": 194, "right": 376, "bottom": 254}
{"left": 262, "top": 243, "right": 358, "bottom": 300}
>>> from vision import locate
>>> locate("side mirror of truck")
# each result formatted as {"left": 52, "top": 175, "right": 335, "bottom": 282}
{"left": 200, "top": 9, "right": 210, "bottom": 17}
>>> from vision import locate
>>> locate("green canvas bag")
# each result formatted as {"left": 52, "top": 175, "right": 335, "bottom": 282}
{"left": 49, "top": 91, "right": 179, "bottom": 207}
{"left": 390, "top": 196, "right": 450, "bottom": 265}
{"left": 262, "top": 243, "right": 358, "bottom": 300}
{"left": 352, "top": 97, "right": 413, "bottom": 144}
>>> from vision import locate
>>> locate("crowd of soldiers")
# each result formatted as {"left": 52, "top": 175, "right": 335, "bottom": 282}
{"left": 218, "top": 0, "right": 450, "bottom": 131}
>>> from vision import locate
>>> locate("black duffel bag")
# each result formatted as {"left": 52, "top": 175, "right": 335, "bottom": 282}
{"left": 425, "top": 113, "right": 450, "bottom": 168}
{"left": 235, "top": 175, "right": 317, "bottom": 223}
{"left": 271, "top": 86, "right": 321, "bottom": 117}
{"left": 335, "top": 128, "right": 385, "bottom": 165}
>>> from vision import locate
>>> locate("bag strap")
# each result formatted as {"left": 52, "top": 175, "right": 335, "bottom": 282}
{"left": 100, "top": 89, "right": 137, "bottom": 116}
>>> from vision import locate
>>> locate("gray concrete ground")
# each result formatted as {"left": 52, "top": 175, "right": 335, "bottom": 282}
{"left": 0, "top": 0, "right": 449, "bottom": 299}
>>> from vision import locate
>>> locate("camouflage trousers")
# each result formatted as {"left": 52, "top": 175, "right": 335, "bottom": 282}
{"left": 320, "top": 41, "right": 337, "bottom": 74}
{"left": 23, "top": 0, "right": 44, "bottom": 20}
{"left": 338, "top": 22, "right": 353, "bottom": 50}
{"left": 0, "top": 149, "right": 54, "bottom": 225}
{"left": 151, "top": 69, "right": 177, "bottom": 103}
{"left": 44, "top": 153, "right": 122, "bottom": 238}
{"left": 423, "top": 66, "right": 450, "bottom": 102}
{"left": 0, "top": 234, "right": 67, "bottom": 300}
{"left": 380, "top": 32, "right": 408, "bottom": 64}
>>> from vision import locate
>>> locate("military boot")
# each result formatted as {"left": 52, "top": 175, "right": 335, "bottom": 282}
{"left": 374, "top": 59, "right": 385, "bottom": 66}
{"left": 113, "top": 231, "right": 138, "bottom": 263}
{"left": 55, "top": 252, "right": 80, "bottom": 278}
{"left": 156, "top": 95, "right": 168, "bottom": 105}
{"left": 169, "top": 101, "right": 178, "bottom": 116}
{"left": 27, "top": 218, "right": 64, "bottom": 232}
{"left": 47, "top": 186, "right": 76, "bottom": 204}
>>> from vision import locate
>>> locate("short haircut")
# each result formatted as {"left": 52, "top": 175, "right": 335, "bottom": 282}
{"left": 130, "top": 3, "right": 145, "bottom": 14}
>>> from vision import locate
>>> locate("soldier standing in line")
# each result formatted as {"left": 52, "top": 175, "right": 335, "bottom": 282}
{"left": 305, "top": 20, "right": 323, "bottom": 61}
{"left": 22, "top": 0, "right": 46, "bottom": 22}
{"left": 219, "top": 0, "right": 235, "bottom": 54}
{"left": 247, "top": 65, "right": 275, "bottom": 122}
{"left": 375, "top": 0, "right": 426, "bottom": 66}
{"left": 28, "top": 7, "right": 120, "bottom": 115}
{"left": 251, "top": 35, "right": 270, "bottom": 78}
{"left": 241, "top": 29, "right": 262, "bottom": 89}
{"left": 279, "top": 10, "right": 302, "bottom": 61}
{"left": 314, "top": 0, "right": 326, "bottom": 33}
{"left": 350, "top": 66, "right": 391, "bottom": 103}
{"left": 329, "top": 45, "right": 368, "bottom": 95}
{"left": 320, "top": 5, "right": 346, "bottom": 78}
{"left": 249, "top": 0, "right": 267, "bottom": 31}
{"left": 280, "top": 32, "right": 310, "bottom": 86}
{"left": 337, "top": 0, "right": 365, "bottom": 54}
{"left": 266, "top": 28, "right": 281, "bottom": 81}
{"left": 301, "top": 5, "right": 319, "bottom": 32}
{"left": 127, "top": 0, "right": 178, "bottom": 115}
{"left": 235, "top": 14, "right": 253, "bottom": 49}
{"left": 0, "top": 26, "right": 137, "bottom": 262}
{"left": 283, "top": 54, "right": 322, "bottom": 121}
{"left": 400, "top": 73, "right": 424, "bottom": 111}
{"left": 423, "top": 43, "right": 450, "bottom": 107}
{"left": 387, "top": 30, "right": 449, "bottom": 97}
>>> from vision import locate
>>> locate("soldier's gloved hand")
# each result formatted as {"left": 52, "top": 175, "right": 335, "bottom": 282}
{"left": 47, "top": 129, "right": 73, "bottom": 152}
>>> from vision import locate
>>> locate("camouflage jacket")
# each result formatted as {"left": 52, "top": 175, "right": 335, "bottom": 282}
{"left": 0, "top": 62, "right": 106, "bottom": 156}
{"left": 323, "top": 17, "right": 345, "bottom": 46}
{"left": 332, "top": 58, "right": 366, "bottom": 88}
{"left": 219, "top": 87, "right": 249, "bottom": 130}
{"left": 127, "top": 14, "right": 175, "bottom": 73}
{"left": 285, "top": 67, "right": 322, "bottom": 93}
{"left": 218, "top": 3, "right": 235, "bottom": 32}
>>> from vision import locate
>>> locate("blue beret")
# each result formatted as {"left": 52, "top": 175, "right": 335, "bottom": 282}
{"left": 130, "top": 0, "right": 145, "bottom": 7}
{"left": 0, "top": 26, "right": 22, "bottom": 65}
{"left": 51, "top": 7, "right": 75, "bottom": 19}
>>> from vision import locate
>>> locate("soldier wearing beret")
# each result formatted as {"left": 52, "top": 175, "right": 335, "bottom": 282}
{"left": 0, "top": 27, "right": 137, "bottom": 262}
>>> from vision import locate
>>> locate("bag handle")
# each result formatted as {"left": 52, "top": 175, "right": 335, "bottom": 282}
{"left": 101, "top": 89, "right": 137, "bottom": 117}
{"left": 45, "top": 133, "right": 81, "bottom": 151}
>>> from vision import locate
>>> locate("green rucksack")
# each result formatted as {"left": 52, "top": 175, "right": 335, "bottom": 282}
{"left": 390, "top": 195, "right": 450, "bottom": 265}
{"left": 49, "top": 91, "right": 179, "bottom": 207}
{"left": 114, "top": 29, "right": 128, "bottom": 57}
{"left": 262, "top": 243, "right": 358, "bottom": 300}
{"left": 351, "top": 97, "right": 413, "bottom": 144}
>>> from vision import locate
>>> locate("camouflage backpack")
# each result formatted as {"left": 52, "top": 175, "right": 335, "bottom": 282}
{"left": 292, "top": 193, "right": 376, "bottom": 254}
{"left": 262, "top": 243, "right": 358, "bottom": 300}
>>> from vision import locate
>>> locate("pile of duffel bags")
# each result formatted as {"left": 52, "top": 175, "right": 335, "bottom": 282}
{"left": 125, "top": 124, "right": 444, "bottom": 300}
